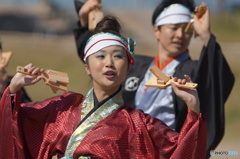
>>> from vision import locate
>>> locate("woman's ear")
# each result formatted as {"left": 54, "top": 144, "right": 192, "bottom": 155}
{"left": 84, "top": 64, "right": 91, "bottom": 75}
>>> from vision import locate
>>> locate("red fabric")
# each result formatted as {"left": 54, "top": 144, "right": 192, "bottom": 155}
{"left": 0, "top": 87, "right": 84, "bottom": 159}
{"left": 74, "top": 106, "right": 207, "bottom": 159}
{"left": 0, "top": 87, "right": 207, "bottom": 159}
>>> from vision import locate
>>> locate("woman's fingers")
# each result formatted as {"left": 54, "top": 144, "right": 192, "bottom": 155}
{"left": 172, "top": 75, "right": 192, "bottom": 84}
{"left": 177, "top": 78, "right": 186, "bottom": 84}
{"left": 23, "top": 63, "right": 44, "bottom": 76}
{"left": 29, "top": 75, "right": 44, "bottom": 84}
{"left": 184, "top": 74, "right": 192, "bottom": 83}
{"left": 171, "top": 81, "right": 179, "bottom": 93}
{"left": 171, "top": 80, "right": 200, "bottom": 114}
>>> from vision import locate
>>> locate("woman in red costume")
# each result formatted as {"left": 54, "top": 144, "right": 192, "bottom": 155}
{"left": 0, "top": 16, "right": 206, "bottom": 159}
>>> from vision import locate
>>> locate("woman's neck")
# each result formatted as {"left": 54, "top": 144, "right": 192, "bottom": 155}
{"left": 93, "top": 86, "right": 120, "bottom": 102}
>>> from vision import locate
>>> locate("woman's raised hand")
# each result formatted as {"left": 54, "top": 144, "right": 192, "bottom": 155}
{"left": 10, "top": 63, "right": 44, "bottom": 94}
{"left": 171, "top": 75, "right": 200, "bottom": 114}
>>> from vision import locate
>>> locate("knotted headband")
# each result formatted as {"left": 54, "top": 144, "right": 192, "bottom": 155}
{"left": 84, "top": 32, "right": 135, "bottom": 64}
{"left": 155, "top": 4, "right": 192, "bottom": 26}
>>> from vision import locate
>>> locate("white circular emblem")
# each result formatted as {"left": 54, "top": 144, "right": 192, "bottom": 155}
{"left": 125, "top": 77, "right": 139, "bottom": 91}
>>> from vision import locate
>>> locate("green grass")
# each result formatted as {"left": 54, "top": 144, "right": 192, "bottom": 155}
{"left": 210, "top": 11, "right": 240, "bottom": 42}
{"left": 225, "top": 69, "right": 240, "bottom": 123}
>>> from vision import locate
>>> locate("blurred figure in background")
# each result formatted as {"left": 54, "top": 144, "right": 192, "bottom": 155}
{"left": 0, "top": 39, "right": 31, "bottom": 102}
{"left": 73, "top": 0, "right": 235, "bottom": 157}
{"left": 0, "top": 40, "right": 9, "bottom": 96}
{"left": 0, "top": 67, "right": 8, "bottom": 97}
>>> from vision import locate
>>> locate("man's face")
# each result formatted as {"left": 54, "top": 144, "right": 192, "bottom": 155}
{"left": 154, "top": 23, "right": 193, "bottom": 57}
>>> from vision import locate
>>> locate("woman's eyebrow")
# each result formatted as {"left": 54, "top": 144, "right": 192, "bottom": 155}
{"left": 97, "top": 49, "right": 106, "bottom": 53}
{"left": 98, "top": 49, "right": 123, "bottom": 53}
{"left": 113, "top": 48, "right": 125, "bottom": 52}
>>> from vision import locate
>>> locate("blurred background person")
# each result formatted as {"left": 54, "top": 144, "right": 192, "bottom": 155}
{"left": 0, "top": 39, "right": 31, "bottom": 102}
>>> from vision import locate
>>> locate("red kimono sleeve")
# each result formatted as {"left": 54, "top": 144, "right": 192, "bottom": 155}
{"left": 0, "top": 87, "right": 84, "bottom": 159}
{"left": 145, "top": 109, "right": 207, "bottom": 159}
{"left": 0, "top": 87, "right": 23, "bottom": 159}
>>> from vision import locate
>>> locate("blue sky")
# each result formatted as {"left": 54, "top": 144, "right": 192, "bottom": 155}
{"left": 1, "top": 0, "right": 240, "bottom": 12}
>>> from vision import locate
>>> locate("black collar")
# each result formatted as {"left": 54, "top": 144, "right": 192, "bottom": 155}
{"left": 78, "top": 86, "right": 122, "bottom": 127}
{"left": 93, "top": 86, "right": 121, "bottom": 109}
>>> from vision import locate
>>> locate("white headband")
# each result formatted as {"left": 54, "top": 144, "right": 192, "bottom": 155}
{"left": 155, "top": 4, "right": 192, "bottom": 26}
{"left": 84, "top": 33, "right": 128, "bottom": 62}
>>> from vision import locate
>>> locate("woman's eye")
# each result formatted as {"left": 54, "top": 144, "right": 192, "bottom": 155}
{"left": 96, "top": 53, "right": 105, "bottom": 58}
{"left": 114, "top": 53, "right": 124, "bottom": 58}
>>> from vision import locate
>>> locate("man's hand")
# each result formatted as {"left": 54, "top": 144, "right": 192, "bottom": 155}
{"left": 193, "top": 3, "right": 211, "bottom": 46}
{"left": 79, "top": 0, "right": 102, "bottom": 26}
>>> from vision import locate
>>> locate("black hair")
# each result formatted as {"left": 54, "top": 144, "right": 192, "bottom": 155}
{"left": 85, "top": 15, "right": 133, "bottom": 67}
{"left": 94, "top": 15, "right": 122, "bottom": 37}
{"left": 152, "top": 0, "right": 195, "bottom": 25}
{"left": 85, "top": 15, "right": 128, "bottom": 65}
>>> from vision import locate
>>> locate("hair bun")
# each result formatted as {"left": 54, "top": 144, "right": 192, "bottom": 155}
{"left": 94, "top": 15, "right": 121, "bottom": 36}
